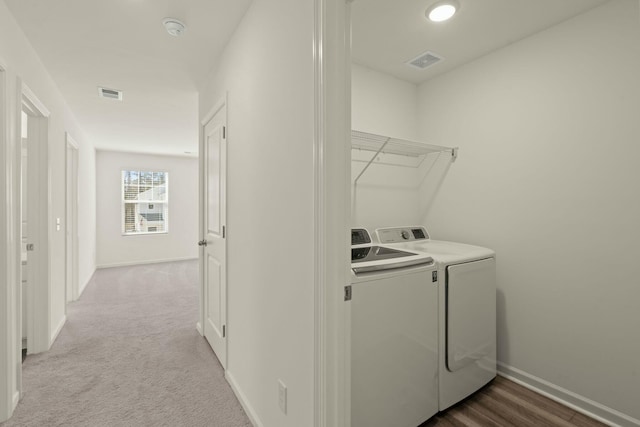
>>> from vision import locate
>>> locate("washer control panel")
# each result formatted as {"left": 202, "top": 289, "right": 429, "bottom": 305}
{"left": 351, "top": 228, "right": 372, "bottom": 246}
{"left": 377, "top": 226, "right": 430, "bottom": 244}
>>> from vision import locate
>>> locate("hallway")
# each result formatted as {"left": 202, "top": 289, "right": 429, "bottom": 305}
{"left": 1, "top": 261, "right": 250, "bottom": 427}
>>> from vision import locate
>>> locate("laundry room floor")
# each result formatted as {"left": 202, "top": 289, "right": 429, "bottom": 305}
{"left": 421, "top": 376, "right": 605, "bottom": 427}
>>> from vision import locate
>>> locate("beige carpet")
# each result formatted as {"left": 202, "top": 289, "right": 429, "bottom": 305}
{"left": 1, "top": 260, "right": 251, "bottom": 427}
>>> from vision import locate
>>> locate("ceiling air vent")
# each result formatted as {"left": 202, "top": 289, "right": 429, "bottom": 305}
{"left": 98, "top": 87, "right": 123, "bottom": 101}
{"left": 406, "top": 51, "right": 444, "bottom": 70}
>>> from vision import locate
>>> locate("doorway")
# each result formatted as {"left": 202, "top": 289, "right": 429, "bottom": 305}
{"left": 199, "top": 98, "right": 228, "bottom": 368}
{"left": 20, "top": 84, "right": 51, "bottom": 357}
{"left": 19, "top": 110, "right": 28, "bottom": 359}
{"left": 65, "top": 134, "right": 79, "bottom": 304}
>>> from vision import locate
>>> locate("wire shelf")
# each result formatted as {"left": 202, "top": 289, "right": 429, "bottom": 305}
{"left": 352, "top": 130, "right": 454, "bottom": 157}
{"left": 351, "top": 130, "right": 458, "bottom": 184}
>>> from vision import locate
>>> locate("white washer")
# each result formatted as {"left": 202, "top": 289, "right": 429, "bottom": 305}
{"left": 349, "top": 228, "right": 439, "bottom": 427}
{"left": 377, "top": 226, "right": 497, "bottom": 411}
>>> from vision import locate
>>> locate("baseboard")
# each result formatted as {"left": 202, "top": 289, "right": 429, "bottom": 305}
{"left": 498, "top": 362, "right": 640, "bottom": 427}
{"left": 78, "top": 280, "right": 89, "bottom": 298}
{"left": 226, "top": 371, "right": 264, "bottom": 427}
{"left": 12, "top": 391, "right": 19, "bottom": 410}
{"left": 196, "top": 322, "right": 203, "bottom": 336}
{"left": 97, "top": 257, "right": 198, "bottom": 269}
{"left": 50, "top": 315, "right": 66, "bottom": 346}
{"left": 78, "top": 268, "right": 95, "bottom": 299}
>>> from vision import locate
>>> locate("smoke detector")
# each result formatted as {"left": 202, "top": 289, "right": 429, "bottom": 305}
{"left": 163, "top": 18, "right": 186, "bottom": 37}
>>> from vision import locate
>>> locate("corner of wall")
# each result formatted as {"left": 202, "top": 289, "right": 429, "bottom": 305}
{"left": 78, "top": 268, "right": 95, "bottom": 299}
{"left": 498, "top": 363, "right": 640, "bottom": 427}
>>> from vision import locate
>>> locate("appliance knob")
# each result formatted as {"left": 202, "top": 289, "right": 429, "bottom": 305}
{"left": 401, "top": 230, "right": 410, "bottom": 240}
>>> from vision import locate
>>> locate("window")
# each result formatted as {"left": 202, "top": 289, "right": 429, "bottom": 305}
{"left": 122, "top": 170, "right": 168, "bottom": 235}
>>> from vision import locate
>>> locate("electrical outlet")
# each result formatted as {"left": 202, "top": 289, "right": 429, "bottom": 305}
{"left": 278, "top": 379, "right": 287, "bottom": 414}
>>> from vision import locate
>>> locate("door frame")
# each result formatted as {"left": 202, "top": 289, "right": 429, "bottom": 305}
{"left": 312, "top": 0, "right": 351, "bottom": 426}
{"left": 0, "top": 57, "right": 18, "bottom": 424}
{"left": 20, "top": 82, "right": 51, "bottom": 356}
{"left": 197, "top": 94, "right": 228, "bottom": 342}
{"left": 65, "top": 133, "right": 79, "bottom": 304}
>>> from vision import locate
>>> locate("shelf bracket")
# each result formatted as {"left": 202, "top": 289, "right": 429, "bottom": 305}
{"left": 353, "top": 137, "right": 391, "bottom": 185}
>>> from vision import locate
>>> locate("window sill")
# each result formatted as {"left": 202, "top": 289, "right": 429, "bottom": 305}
{"left": 121, "top": 231, "right": 169, "bottom": 236}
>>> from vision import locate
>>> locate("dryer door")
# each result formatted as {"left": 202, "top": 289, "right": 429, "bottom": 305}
{"left": 446, "top": 258, "right": 496, "bottom": 372}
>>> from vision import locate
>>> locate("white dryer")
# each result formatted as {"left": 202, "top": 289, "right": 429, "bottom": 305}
{"left": 377, "top": 226, "right": 496, "bottom": 411}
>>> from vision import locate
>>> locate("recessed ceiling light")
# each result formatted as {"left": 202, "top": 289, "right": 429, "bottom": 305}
{"left": 162, "top": 18, "right": 186, "bottom": 37}
{"left": 426, "top": 1, "right": 459, "bottom": 22}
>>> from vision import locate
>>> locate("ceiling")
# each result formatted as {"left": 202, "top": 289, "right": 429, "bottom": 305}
{"left": 351, "top": 0, "right": 609, "bottom": 85}
{"left": 4, "top": 0, "right": 253, "bottom": 156}
{"left": 5, "top": 0, "right": 611, "bottom": 156}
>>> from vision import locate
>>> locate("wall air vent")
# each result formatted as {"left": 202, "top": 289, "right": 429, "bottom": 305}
{"left": 98, "top": 87, "right": 123, "bottom": 101}
{"left": 406, "top": 51, "right": 444, "bottom": 70}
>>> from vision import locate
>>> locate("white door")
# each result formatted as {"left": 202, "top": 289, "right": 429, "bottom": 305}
{"left": 201, "top": 104, "right": 227, "bottom": 368}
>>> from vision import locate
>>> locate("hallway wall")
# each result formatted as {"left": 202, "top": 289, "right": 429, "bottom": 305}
{"left": 199, "top": 0, "right": 316, "bottom": 425}
{"left": 96, "top": 150, "right": 198, "bottom": 268}
{"left": 77, "top": 144, "right": 97, "bottom": 294}
{"left": 0, "top": 1, "right": 97, "bottom": 421}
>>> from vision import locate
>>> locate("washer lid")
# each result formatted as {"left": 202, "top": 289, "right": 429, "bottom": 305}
{"left": 351, "top": 246, "right": 434, "bottom": 274}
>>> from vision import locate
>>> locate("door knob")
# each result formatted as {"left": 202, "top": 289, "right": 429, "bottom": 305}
{"left": 198, "top": 240, "right": 208, "bottom": 247}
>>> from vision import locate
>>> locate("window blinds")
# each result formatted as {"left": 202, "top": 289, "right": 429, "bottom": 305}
{"left": 121, "top": 170, "right": 169, "bottom": 234}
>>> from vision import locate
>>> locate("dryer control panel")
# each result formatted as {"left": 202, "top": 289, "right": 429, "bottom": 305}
{"left": 377, "top": 226, "right": 430, "bottom": 244}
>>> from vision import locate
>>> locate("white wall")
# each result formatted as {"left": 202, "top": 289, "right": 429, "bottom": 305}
{"left": 77, "top": 141, "right": 96, "bottom": 293}
{"left": 0, "top": 1, "right": 97, "bottom": 420}
{"left": 417, "top": 1, "right": 640, "bottom": 424}
{"left": 199, "top": 0, "right": 316, "bottom": 426}
{"left": 351, "top": 64, "right": 429, "bottom": 230}
{"left": 96, "top": 151, "right": 198, "bottom": 268}
{"left": 352, "top": 63, "right": 418, "bottom": 140}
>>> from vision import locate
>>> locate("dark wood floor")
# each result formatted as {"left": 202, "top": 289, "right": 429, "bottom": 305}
{"left": 421, "top": 376, "right": 605, "bottom": 427}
